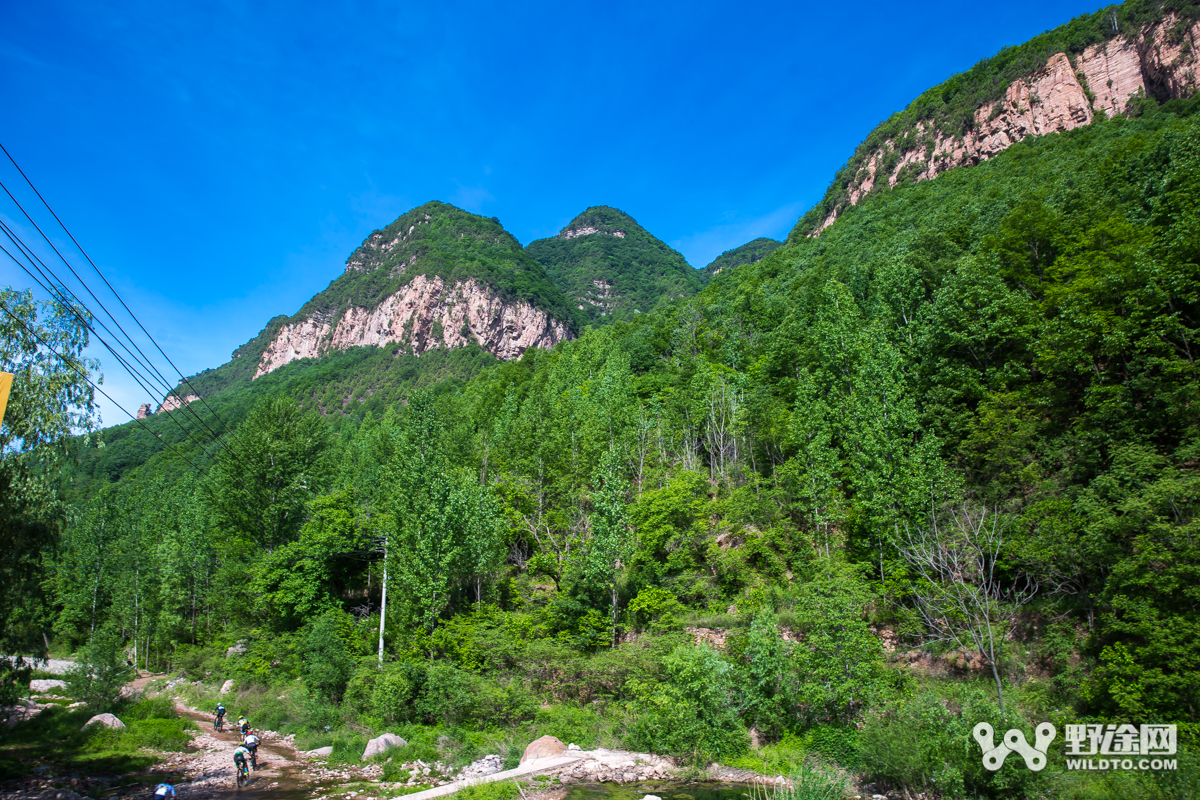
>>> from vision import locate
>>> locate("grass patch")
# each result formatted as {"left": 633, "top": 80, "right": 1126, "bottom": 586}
{"left": 84, "top": 718, "right": 194, "bottom": 753}
{"left": 745, "top": 765, "right": 849, "bottom": 800}
{"left": 456, "top": 781, "right": 520, "bottom": 800}
{"left": 0, "top": 695, "right": 194, "bottom": 779}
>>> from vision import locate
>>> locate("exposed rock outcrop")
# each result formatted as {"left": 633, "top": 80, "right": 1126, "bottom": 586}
{"left": 815, "top": 14, "right": 1200, "bottom": 233}
{"left": 563, "top": 226, "right": 625, "bottom": 239}
{"left": 136, "top": 403, "right": 153, "bottom": 419}
{"left": 255, "top": 277, "right": 573, "bottom": 378}
{"left": 578, "top": 279, "right": 616, "bottom": 314}
{"left": 255, "top": 317, "right": 331, "bottom": 377}
{"left": 156, "top": 393, "right": 199, "bottom": 414}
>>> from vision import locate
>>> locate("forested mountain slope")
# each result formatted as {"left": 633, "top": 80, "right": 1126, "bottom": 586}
{"left": 74, "top": 203, "right": 583, "bottom": 495}
{"left": 795, "top": 1, "right": 1200, "bottom": 235}
{"left": 701, "top": 237, "right": 782, "bottom": 279}
{"left": 61, "top": 96, "right": 1200, "bottom": 717}
{"left": 525, "top": 206, "right": 703, "bottom": 322}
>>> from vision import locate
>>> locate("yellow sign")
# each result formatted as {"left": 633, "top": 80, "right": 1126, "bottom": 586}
{"left": 0, "top": 372, "right": 12, "bottom": 428}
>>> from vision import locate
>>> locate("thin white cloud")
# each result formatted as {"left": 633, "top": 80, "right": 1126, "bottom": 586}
{"left": 670, "top": 202, "right": 802, "bottom": 269}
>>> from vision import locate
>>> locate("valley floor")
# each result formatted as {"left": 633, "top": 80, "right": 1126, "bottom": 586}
{"left": 1, "top": 677, "right": 813, "bottom": 800}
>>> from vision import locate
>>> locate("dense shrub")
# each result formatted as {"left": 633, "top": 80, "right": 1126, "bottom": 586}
{"left": 626, "top": 643, "right": 747, "bottom": 765}
{"left": 858, "top": 689, "right": 1043, "bottom": 799}
{"left": 65, "top": 626, "right": 133, "bottom": 709}
{"left": 302, "top": 610, "right": 358, "bottom": 703}
{"left": 532, "top": 704, "right": 608, "bottom": 749}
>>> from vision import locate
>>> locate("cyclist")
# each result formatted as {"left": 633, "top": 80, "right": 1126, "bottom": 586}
{"left": 214, "top": 702, "right": 226, "bottom": 729}
{"left": 233, "top": 744, "right": 251, "bottom": 779}
{"left": 242, "top": 730, "right": 260, "bottom": 769}
{"left": 238, "top": 716, "right": 250, "bottom": 736}
{"left": 152, "top": 780, "right": 175, "bottom": 800}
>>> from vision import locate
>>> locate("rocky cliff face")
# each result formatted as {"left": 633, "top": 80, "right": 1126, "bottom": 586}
{"left": 254, "top": 276, "right": 573, "bottom": 378}
{"left": 245, "top": 201, "right": 579, "bottom": 379}
{"left": 813, "top": 14, "right": 1200, "bottom": 233}
{"left": 157, "top": 393, "right": 199, "bottom": 414}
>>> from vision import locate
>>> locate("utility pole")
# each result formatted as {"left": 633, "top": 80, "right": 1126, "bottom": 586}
{"left": 377, "top": 535, "right": 388, "bottom": 665}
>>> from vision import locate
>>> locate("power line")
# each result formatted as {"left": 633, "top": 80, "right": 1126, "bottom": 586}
{"left": 0, "top": 202, "right": 254, "bottom": 474}
{"left": 0, "top": 294, "right": 209, "bottom": 478}
{"left": 1, "top": 294, "right": 272, "bottom": 513}
{"left": 0, "top": 142, "right": 236, "bottom": 437}
{"left": 0, "top": 178, "right": 207, "bottom": 420}
{"left": 1, "top": 222, "right": 182, "bottom": 403}
{"left": 0, "top": 238, "right": 235, "bottom": 463}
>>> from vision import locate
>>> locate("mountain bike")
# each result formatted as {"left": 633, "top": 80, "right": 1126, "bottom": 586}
{"left": 250, "top": 749, "right": 258, "bottom": 771}
{"left": 214, "top": 716, "right": 225, "bottom": 731}
{"left": 236, "top": 763, "right": 249, "bottom": 789}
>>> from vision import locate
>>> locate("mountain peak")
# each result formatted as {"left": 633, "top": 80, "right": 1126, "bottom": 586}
{"left": 557, "top": 206, "right": 639, "bottom": 240}
{"left": 792, "top": 6, "right": 1200, "bottom": 238}
{"left": 527, "top": 206, "right": 701, "bottom": 323}
{"left": 345, "top": 200, "right": 521, "bottom": 275}
{"left": 703, "top": 237, "right": 782, "bottom": 278}
{"left": 242, "top": 201, "right": 578, "bottom": 379}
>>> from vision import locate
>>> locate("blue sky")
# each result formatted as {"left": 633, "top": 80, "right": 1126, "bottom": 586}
{"left": 1, "top": 0, "right": 1103, "bottom": 425}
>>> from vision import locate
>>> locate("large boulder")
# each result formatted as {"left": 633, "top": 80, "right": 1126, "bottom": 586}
{"left": 226, "top": 641, "right": 248, "bottom": 658}
{"left": 82, "top": 713, "right": 125, "bottom": 731}
{"left": 520, "top": 735, "right": 566, "bottom": 764}
{"left": 306, "top": 746, "right": 334, "bottom": 758}
{"left": 362, "top": 733, "right": 407, "bottom": 761}
{"left": 220, "top": 679, "right": 234, "bottom": 695}
{"left": 30, "top": 679, "right": 67, "bottom": 693}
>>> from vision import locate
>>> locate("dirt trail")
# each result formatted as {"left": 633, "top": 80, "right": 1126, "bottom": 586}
{"left": 166, "top": 700, "right": 389, "bottom": 800}
{"left": 168, "top": 702, "right": 316, "bottom": 800}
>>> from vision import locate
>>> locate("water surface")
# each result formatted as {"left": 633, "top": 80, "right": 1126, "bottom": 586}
{"left": 564, "top": 782, "right": 757, "bottom": 800}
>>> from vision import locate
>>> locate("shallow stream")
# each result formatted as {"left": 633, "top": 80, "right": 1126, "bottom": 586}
{"left": 563, "top": 783, "right": 757, "bottom": 800}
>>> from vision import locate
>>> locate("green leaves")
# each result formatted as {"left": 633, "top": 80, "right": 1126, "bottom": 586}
{"left": 64, "top": 624, "right": 133, "bottom": 709}
{"left": 734, "top": 565, "right": 884, "bottom": 734}
{"left": 252, "top": 489, "right": 371, "bottom": 626}
{"left": 627, "top": 643, "right": 747, "bottom": 765}
{"left": 300, "top": 610, "right": 358, "bottom": 703}
{"left": 211, "top": 394, "right": 333, "bottom": 553}
{"left": 790, "top": 562, "right": 885, "bottom": 724}
{"left": 385, "top": 391, "right": 504, "bottom": 634}
{"left": 0, "top": 288, "right": 98, "bottom": 696}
